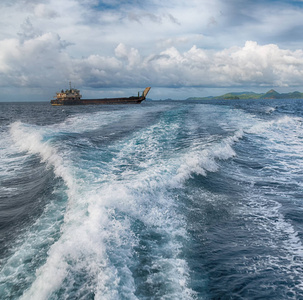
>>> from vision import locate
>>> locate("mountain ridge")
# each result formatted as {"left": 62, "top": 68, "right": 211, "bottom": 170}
{"left": 187, "top": 89, "right": 303, "bottom": 100}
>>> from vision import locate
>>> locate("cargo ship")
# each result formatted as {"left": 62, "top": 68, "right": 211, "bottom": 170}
{"left": 51, "top": 84, "right": 151, "bottom": 106}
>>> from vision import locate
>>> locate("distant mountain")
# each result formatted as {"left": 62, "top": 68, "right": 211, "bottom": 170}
{"left": 187, "top": 89, "right": 303, "bottom": 100}
{"left": 263, "top": 89, "right": 280, "bottom": 99}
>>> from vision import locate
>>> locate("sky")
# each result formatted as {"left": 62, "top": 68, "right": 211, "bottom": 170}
{"left": 1, "top": 0, "right": 303, "bottom": 101}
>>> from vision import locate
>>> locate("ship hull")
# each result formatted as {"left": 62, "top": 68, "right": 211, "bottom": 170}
{"left": 51, "top": 96, "right": 145, "bottom": 106}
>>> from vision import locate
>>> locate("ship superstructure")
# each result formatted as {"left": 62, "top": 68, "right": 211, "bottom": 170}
{"left": 54, "top": 82, "right": 82, "bottom": 101}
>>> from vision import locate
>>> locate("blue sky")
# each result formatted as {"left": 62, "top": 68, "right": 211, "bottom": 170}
{"left": 1, "top": 0, "right": 303, "bottom": 100}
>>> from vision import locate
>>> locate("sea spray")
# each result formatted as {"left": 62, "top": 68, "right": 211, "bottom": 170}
{"left": 1, "top": 100, "right": 303, "bottom": 299}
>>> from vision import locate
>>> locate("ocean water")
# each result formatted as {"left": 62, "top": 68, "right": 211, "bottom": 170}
{"left": 0, "top": 98, "right": 303, "bottom": 299}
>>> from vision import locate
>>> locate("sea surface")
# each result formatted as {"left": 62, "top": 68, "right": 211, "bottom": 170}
{"left": 0, "top": 98, "right": 303, "bottom": 299}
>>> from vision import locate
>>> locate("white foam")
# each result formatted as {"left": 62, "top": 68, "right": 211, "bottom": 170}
{"left": 3, "top": 104, "right": 258, "bottom": 299}
{"left": 237, "top": 194, "right": 303, "bottom": 293}
{"left": 223, "top": 111, "right": 303, "bottom": 294}
{"left": 6, "top": 121, "right": 145, "bottom": 299}
{"left": 47, "top": 104, "right": 173, "bottom": 136}
{"left": 0, "top": 129, "right": 29, "bottom": 179}
{"left": 174, "top": 129, "right": 243, "bottom": 184}
{"left": 247, "top": 115, "right": 303, "bottom": 135}
{"left": 264, "top": 106, "right": 276, "bottom": 114}
{"left": 5, "top": 122, "right": 79, "bottom": 298}
{"left": 10, "top": 121, "right": 74, "bottom": 191}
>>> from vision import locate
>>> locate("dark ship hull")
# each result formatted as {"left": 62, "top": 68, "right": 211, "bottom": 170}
{"left": 51, "top": 96, "right": 145, "bottom": 105}
{"left": 51, "top": 87, "right": 151, "bottom": 106}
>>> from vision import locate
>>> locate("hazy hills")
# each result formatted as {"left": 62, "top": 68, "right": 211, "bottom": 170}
{"left": 187, "top": 89, "right": 303, "bottom": 100}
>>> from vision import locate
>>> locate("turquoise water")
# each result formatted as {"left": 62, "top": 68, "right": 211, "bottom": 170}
{"left": 0, "top": 99, "right": 303, "bottom": 299}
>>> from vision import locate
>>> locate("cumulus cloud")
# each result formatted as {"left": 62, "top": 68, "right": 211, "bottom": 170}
{"left": 1, "top": 32, "right": 303, "bottom": 91}
{"left": 115, "top": 43, "right": 140, "bottom": 67}
{"left": 34, "top": 4, "right": 59, "bottom": 19}
{"left": 1, "top": 0, "right": 303, "bottom": 100}
{"left": 112, "top": 41, "right": 303, "bottom": 88}
{"left": 18, "top": 18, "right": 39, "bottom": 41}
{"left": 147, "top": 42, "right": 303, "bottom": 87}
{"left": 0, "top": 33, "right": 72, "bottom": 87}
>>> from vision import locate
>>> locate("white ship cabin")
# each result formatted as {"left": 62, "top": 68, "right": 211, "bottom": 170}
{"left": 55, "top": 88, "right": 82, "bottom": 101}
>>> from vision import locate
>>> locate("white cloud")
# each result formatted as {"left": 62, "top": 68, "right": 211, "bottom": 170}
{"left": 1, "top": 0, "right": 303, "bottom": 100}
{"left": 34, "top": 4, "right": 59, "bottom": 19}
{"left": 0, "top": 33, "right": 71, "bottom": 87}
{"left": 2, "top": 31, "right": 303, "bottom": 92}
{"left": 141, "top": 41, "right": 303, "bottom": 88}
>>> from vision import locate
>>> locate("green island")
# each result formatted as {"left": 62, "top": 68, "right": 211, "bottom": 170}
{"left": 187, "top": 89, "right": 303, "bottom": 100}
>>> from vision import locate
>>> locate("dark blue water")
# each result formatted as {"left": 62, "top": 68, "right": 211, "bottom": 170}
{"left": 0, "top": 99, "right": 303, "bottom": 299}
